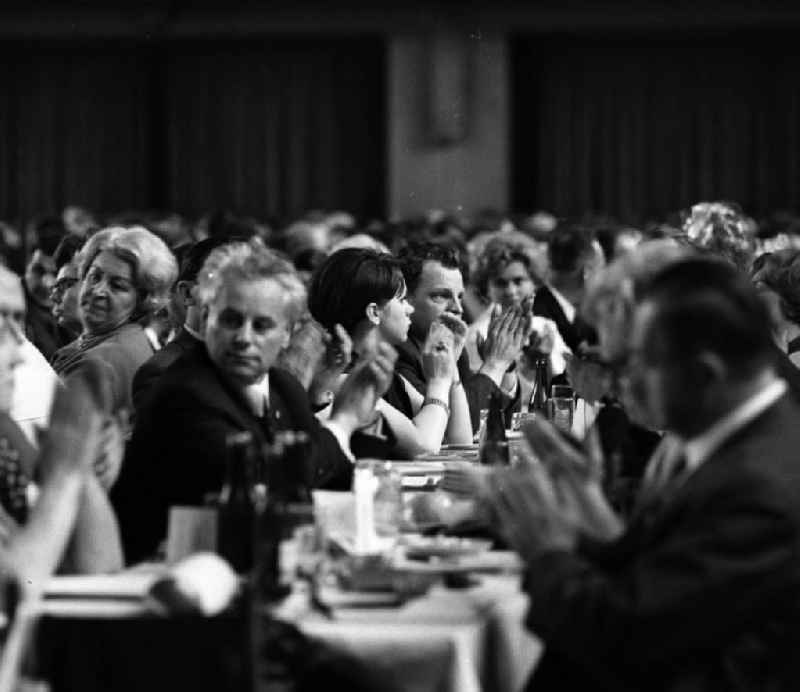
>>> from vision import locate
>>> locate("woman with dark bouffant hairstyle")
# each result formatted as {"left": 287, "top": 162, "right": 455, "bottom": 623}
{"left": 52, "top": 226, "right": 178, "bottom": 416}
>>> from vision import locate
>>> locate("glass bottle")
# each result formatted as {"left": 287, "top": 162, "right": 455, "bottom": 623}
{"left": 254, "top": 431, "right": 313, "bottom": 601}
{"left": 217, "top": 431, "right": 258, "bottom": 574}
{"left": 529, "top": 356, "right": 550, "bottom": 417}
{"left": 479, "top": 391, "right": 510, "bottom": 466}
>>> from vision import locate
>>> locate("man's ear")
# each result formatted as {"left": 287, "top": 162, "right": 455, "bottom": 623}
{"left": 365, "top": 302, "right": 381, "bottom": 326}
{"left": 691, "top": 351, "right": 727, "bottom": 387}
{"left": 177, "top": 280, "right": 195, "bottom": 307}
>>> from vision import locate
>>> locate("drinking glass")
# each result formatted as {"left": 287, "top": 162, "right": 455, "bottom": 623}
{"left": 549, "top": 385, "right": 575, "bottom": 433}
{"left": 511, "top": 411, "right": 536, "bottom": 431}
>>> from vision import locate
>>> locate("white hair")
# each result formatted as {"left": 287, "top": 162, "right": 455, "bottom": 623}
{"left": 196, "top": 241, "right": 307, "bottom": 324}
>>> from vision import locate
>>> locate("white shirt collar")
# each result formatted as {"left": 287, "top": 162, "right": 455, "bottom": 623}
{"left": 183, "top": 323, "right": 204, "bottom": 341}
{"left": 547, "top": 285, "right": 576, "bottom": 324}
{"left": 683, "top": 378, "right": 787, "bottom": 472}
{"left": 143, "top": 325, "right": 162, "bottom": 352}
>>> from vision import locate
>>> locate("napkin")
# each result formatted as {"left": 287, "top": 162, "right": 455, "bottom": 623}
{"left": 146, "top": 553, "right": 239, "bottom": 616}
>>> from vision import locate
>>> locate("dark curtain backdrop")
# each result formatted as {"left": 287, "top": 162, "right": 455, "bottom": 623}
{"left": 0, "top": 38, "right": 385, "bottom": 223}
{"left": 0, "top": 45, "right": 155, "bottom": 221}
{"left": 512, "top": 33, "right": 800, "bottom": 223}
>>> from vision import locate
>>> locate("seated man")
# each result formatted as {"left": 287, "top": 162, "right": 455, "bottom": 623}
{"left": 492, "top": 256, "right": 800, "bottom": 691}
{"left": 533, "top": 224, "right": 602, "bottom": 353}
{"left": 393, "top": 241, "right": 526, "bottom": 431}
{"left": 113, "top": 241, "right": 392, "bottom": 564}
{"left": 132, "top": 237, "right": 229, "bottom": 414}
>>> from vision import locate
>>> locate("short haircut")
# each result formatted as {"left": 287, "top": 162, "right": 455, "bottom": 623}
{"left": 308, "top": 248, "right": 405, "bottom": 334}
{"left": 640, "top": 256, "right": 775, "bottom": 376}
{"left": 196, "top": 240, "right": 306, "bottom": 324}
{"left": 79, "top": 226, "right": 178, "bottom": 318}
{"left": 177, "top": 237, "right": 234, "bottom": 284}
{"left": 548, "top": 224, "right": 595, "bottom": 273}
{"left": 472, "top": 234, "right": 546, "bottom": 299}
{"left": 32, "top": 216, "right": 67, "bottom": 256}
{"left": 52, "top": 234, "right": 85, "bottom": 271}
{"left": 396, "top": 241, "right": 463, "bottom": 294}
{"left": 753, "top": 248, "right": 800, "bottom": 325}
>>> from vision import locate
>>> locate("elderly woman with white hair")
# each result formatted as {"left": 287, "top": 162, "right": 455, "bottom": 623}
{"left": 52, "top": 226, "right": 178, "bottom": 416}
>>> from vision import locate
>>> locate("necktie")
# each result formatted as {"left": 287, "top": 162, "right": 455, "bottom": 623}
{"left": 635, "top": 436, "right": 688, "bottom": 512}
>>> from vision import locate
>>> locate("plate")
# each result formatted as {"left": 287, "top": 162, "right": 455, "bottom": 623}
{"left": 402, "top": 535, "right": 492, "bottom": 560}
{"left": 441, "top": 443, "right": 479, "bottom": 451}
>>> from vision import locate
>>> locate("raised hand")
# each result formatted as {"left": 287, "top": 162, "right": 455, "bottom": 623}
{"left": 488, "top": 464, "right": 580, "bottom": 561}
{"left": 309, "top": 323, "right": 354, "bottom": 405}
{"left": 477, "top": 305, "right": 527, "bottom": 376}
{"left": 331, "top": 343, "right": 398, "bottom": 432}
{"left": 437, "top": 312, "right": 468, "bottom": 362}
{"left": 39, "top": 362, "right": 106, "bottom": 480}
{"left": 422, "top": 320, "right": 456, "bottom": 384}
{"left": 276, "top": 316, "right": 329, "bottom": 390}
{"left": 92, "top": 416, "right": 125, "bottom": 491}
{"left": 519, "top": 416, "right": 622, "bottom": 541}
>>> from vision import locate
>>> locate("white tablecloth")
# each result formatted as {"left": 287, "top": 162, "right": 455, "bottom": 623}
{"left": 298, "top": 574, "right": 541, "bottom": 692}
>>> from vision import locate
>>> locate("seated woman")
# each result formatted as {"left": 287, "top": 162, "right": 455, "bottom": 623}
{"left": 466, "top": 234, "right": 569, "bottom": 389}
{"left": 752, "top": 249, "right": 800, "bottom": 368}
{"left": 52, "top": 226, "right": 178, "bottom": 417}
{"left": 308, "top": 248, "right": 472, "bottom": 456}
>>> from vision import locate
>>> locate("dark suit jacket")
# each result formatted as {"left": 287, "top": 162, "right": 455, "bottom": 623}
{"left": 391, "top": 331, "right": 518, "bottom": 432}
{"left": 112, "top": 346, "right": 353, "bottom": 564}
{"left": 524, "top": 392, "right": 800, "bottom": 692}
{"left": 533, "top": 285, "right": 597, "bottom": 353}
{"left": 131, "top": 328, "right": 204, "bottom": 415}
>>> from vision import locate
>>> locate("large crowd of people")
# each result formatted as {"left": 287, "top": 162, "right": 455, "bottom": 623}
{"left": 2, "top": 199, "right": 800, "bottom": 688}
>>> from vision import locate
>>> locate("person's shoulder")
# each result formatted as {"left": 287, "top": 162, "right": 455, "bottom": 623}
{"left": 139, "top": 337, "right": 199, "bottom": 378}
{"left": 90, "top": 324, "right": 152, "bottom": 362}
{"left": 270, "top": 367, "right": 309, "bottom": 402}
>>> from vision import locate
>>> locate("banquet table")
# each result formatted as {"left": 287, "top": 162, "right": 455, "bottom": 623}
{"left": 294, "top": 572, "right": 541, "bottom": 692}
{"left": 11, "top": 557, "right": 541, "bottom": 692}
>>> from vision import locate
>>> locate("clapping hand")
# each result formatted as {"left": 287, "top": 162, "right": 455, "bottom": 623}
{"left": 488, "top": 463, "right": 581, "bottom": 562}
{"left": 277, "top": 316, "right": 330, "bottom": 390}
{"left": 422, "top": 320, "right": 456, "bottom": 384}
{"left": 331, "top": 342, "right": 397, "bottom": 432}
{"left": 92, "top": 416, "right": 125, "bottom": 491}
{"left": 476, "top": 304, "right": 530, "bottom": 375}
{"left": 38, "top": 363, "right": 106, "bottom": 481}
{"left": 518, "top": 416, "right": 623, "bottom": 542}
{"left": 309, "top": 323, "right": 353, "bottom": 404}
{"left": 437, "top": 312, "right": 468, "bottom": 362}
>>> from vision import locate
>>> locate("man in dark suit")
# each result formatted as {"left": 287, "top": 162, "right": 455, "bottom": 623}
{"left": 113, "top": 242, "right": 393, "bottom": 564}
{"left": 492, "top": 257, "right": 800, "bottom": 691}
{"left": 131, "top": 238, "right": 230, "bottom": 413}
{"left": 393, "top": 241, "right": 521, "bottom": 431}
{"left": 533, "top": 224, "right": 600, "bottom": 352}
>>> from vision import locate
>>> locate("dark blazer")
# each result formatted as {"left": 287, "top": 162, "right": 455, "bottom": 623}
{"left": 524, "top": 392, "right": 800, "bottom": 692}
{"left": 131, "top": 328, "right": 204, "bottom": 414}
{"left": 112, "top": 346, "right": 353, "bottom": 564}
{"left": 533, "top": 285, "right": 597, "bottom": 352}
{"left": 391, "top": 332, "right": 518, "bottom": 433}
